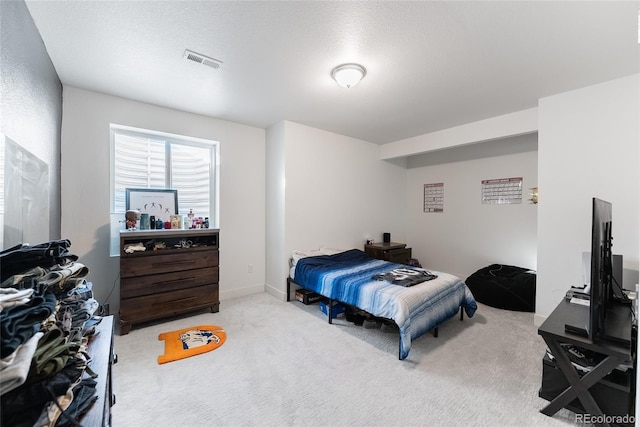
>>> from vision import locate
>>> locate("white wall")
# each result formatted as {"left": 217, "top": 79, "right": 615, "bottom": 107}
{"left": 265, "top": 121, "right": 286, "bottom": 299}
{"left": 1, "top": 0, "right": 62, "bottom": 247}
{"left": 537, "top": 74, "right": 639, "bottom": 320}
{"left": 406, "top": 133, "right": 538, "bottom": 279}
{"left": 285, "top": 121, "right": 408, "bottom": 250}
{"left": 264, "top": 121, "right": 407, "bottom": 299}
{"left": 61, "top": 87, "right": 266, "bottom": 321}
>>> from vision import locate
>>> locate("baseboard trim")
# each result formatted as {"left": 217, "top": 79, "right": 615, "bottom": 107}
{"left": 533, "top": 313, "right": 547, "bottom": 327}
{"left": 264, "top": 283, "right": 286, "bottom": 301}
{"left": 220, "top": 283, "right": 265, "bottom": 301}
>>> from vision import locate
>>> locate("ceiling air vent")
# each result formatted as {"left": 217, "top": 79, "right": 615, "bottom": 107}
{"left": 183, "top": 49, "right": 223, "bottom": 69}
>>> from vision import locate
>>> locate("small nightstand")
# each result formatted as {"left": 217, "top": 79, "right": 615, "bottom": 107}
{"left": 364, "top": 242, "right": 412, "bottom": 265}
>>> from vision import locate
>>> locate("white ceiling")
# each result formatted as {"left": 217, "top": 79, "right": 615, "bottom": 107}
{"left": 25, "top": 1, "right": 640, "bottom": 145}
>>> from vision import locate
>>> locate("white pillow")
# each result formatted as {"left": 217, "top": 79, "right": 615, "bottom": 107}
{"left": 291, "top": 249, "right": 322, "bottom": 267}
{"left": 320, "top": 247, "right": 343, "bottom": 256}
{"left": 290, "top": 247, "right": 344, "bottom": 268}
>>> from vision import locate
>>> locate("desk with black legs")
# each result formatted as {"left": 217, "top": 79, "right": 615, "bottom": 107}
{"left": 538, "top": 299, "right": 635, "bottom": 427}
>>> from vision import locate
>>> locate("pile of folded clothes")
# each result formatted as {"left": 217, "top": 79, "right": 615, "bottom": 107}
{"left": 0, "top": 239, "right": 103, "bottom": 427}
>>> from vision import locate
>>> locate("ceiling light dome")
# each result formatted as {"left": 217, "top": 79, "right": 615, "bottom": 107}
{"left": 331, "top": 63, "right": 366, "bottom": 88}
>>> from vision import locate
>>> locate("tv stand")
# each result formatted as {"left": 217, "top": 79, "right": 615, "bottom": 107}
{"left": 539, "top": 299, "right": 635, "bottom": 426}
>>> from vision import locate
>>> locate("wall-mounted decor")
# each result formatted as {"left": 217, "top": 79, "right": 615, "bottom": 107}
{"left": 2, "top": 135, "right": 50, "bottom": 249}
{"left": 423, "top": 182, "right": 444, "bottom": 213}
{"left": 126, "top": 188, "right": 178, "bottom": 222}
{"left": 481, "top": 177, "right": 522, "bottom": 204}
{"left": 529, "top": 187, "right": 539, "bottom": 204}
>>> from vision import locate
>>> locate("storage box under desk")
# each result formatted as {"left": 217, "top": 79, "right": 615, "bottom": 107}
{"left": 539, "top": 354, "right": 633, "bottom": 421}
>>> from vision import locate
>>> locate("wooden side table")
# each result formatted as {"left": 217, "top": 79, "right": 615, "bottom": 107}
{"left": 364, "top": 242, "right": 412, "bottom": 265}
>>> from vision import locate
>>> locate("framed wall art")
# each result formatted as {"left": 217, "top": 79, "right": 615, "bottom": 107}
{"left": 481, "top": 177, "right": 522, "bottom": 204}
{"left": 126, "top": 188, "right": 178, "bottom": 220}
{"left": 423, "top": 182, "right": 444, "bottom": 213}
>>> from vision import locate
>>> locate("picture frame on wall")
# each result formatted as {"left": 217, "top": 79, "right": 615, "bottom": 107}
{"left": 125, "top": 188, "right": 178, "bottom": 220}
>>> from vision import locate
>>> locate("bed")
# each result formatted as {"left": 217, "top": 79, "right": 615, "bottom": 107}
{"left": 288, "top": 248, "right": 477, "bottom": 360}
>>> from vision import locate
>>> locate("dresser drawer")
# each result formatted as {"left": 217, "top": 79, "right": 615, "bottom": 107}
{"left": 120, "top": 250, "right": 218, "bottom": 278}
{"left": 120, "top": 267, "right": 219, "bottom": 299}
{"left": 120, "top": 284, "right": 219, "bottom": 323}
{"left": 387, "top": 248, "right": 412, "bottom": 264}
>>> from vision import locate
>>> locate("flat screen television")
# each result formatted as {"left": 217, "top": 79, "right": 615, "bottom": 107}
{"left": 588, "top": 197, "right": 613, "bottom": 342}
{"left": 565, "top": 197, "right": 631, "bottom": 346}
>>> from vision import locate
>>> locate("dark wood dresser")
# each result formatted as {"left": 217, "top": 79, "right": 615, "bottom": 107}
{"left": 84, "top": 315, "right": 116, "bottom": 426}
{"left": 364, "top": 242, "right": 412, "bottom": 265}
{"left": 119, "top": 228, "right": 219, "bottom": 334}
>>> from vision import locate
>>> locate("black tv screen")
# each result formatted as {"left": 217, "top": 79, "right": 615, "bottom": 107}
{"left": 589, "top": 197, "right": 612, "bottom": 341}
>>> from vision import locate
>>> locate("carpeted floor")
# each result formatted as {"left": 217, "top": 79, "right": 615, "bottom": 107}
{"left": 112, "top": 292, "right": 580, "bottom": 426}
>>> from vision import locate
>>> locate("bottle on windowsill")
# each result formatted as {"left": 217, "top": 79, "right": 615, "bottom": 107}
{"left": 187, "top": 209, "right": 195, "bottom": 229}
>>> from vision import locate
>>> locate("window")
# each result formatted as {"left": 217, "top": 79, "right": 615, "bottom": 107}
{"left": 110, "top": 124, "right": 219, "bottom": 256}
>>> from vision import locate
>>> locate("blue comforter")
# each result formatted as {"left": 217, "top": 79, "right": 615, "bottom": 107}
{"left": 294, "top": 249, "right": 477, "bottom": 359}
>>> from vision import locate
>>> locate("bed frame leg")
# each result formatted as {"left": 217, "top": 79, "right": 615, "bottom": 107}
{"left": 432, "top": 327, "right": 438, "bottom": 338}
{"left": 460, "top": 306, "right": 464, "bottom": 321}
{"left": 328, "top": 298, "right": 333, "bottom": 324}
{"left": 286, "top": 278, "right": 291, "bottom": 302}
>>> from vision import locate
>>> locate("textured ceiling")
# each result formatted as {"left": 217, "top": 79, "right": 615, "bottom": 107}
{"left": 25, "top": 1, "right": 640, "bottom": 144}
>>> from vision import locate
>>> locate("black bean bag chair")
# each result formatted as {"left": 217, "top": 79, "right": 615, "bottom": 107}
{"left": 465, "top": 264, "right": 536, "bottom": 312}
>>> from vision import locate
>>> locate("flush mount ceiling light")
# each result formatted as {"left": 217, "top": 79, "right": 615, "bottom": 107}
{"left": 331, "top": 63, "right": 366, "bottom": 88}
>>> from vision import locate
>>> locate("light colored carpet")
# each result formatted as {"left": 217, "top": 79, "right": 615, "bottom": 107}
{"left": 112, "top": 292, "right": 580, "bottom": 426}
